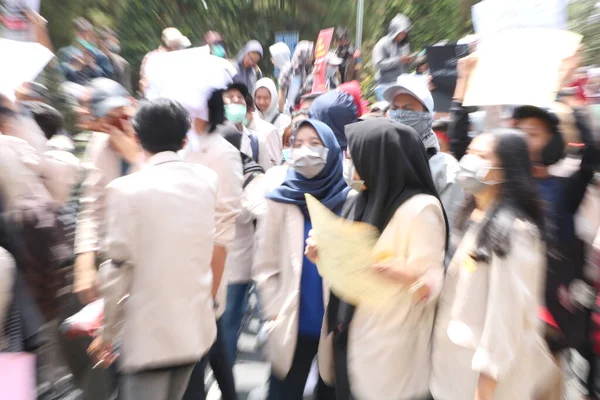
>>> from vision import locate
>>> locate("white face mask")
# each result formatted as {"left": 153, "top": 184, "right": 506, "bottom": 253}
{"left": 343, "top": 158, "right": 365, "bottom": 192}
{"left": 291, "top": 145, "right": 329, "bottom": 179}
{"left": 457, "top": 154, "right": 502, "bottom": 194}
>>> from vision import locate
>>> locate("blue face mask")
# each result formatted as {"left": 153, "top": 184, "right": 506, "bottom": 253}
{"left": 282, "top": 148, "right": 292, "bottom": 163}
{"left": 76, "top": 38, "right": 95, "bottom": 52}
{"left": 225, "top": 103, "right": 247, "bottom": 124}
{"left": 212, "top": 44, "right": 226, "bottom": 58}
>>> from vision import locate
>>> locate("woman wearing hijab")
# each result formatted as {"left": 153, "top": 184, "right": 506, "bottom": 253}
{"left": 269, "top": 42, "right": 291, "bottom": 71}
{"left": 253, "top": 119, "right": 348, "bottom": 400}
{"left": 254, "top": 78, "right": 292, "bottom": 138}
{"left": 278, "top": 41, "right": 314, "bottom": 114}
{"left": 430, "top": 130, "right": 550, "bottom": 400}
{"left": 307, "top": 119, "right": 448, "bottom": 400}
{"left": 233, "top": 40, "right": 264, "bottom": 93}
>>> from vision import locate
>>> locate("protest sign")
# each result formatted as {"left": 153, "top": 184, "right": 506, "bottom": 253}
{"left": 0, "top": 38, "right": 54, "bottom": 98}
{"left": 426, "top": 45, "right": 468, "bottom": 112}
{"left": 463, "top": 29, "right": 582, "bottom": 108}
{"left": 312, "top": 28, "right": 334, "bottom": 93}
{"left": 145, "top": 46, "right": 236, "bottom": 120}
{"left": 274, "top": 31, "right": 299, "bottom": 78}
{"left": 472, "top": 0, "right": 567, "bottom": 39}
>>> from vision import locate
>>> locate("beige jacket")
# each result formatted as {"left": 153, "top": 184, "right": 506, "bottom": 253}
{"left": 0, "top": 248, "right": 16, "bottom": 350}
{"left": 100, "top": 152, "right": 218, "bottom": 373}
{"left": 253, "top": 197, "right": 331, "bottom": 378}
{"left": 75, "top": 132, "right": 138, "bottom": 256}
{"left": 0, "top": 135, "right": 51, "bottom": 211}
{"left": 431, "top": 218, "right": 551, "bottom": 400}
{"left": 180, "top": 130, "right": 243, "bottom": 316}
{"left": 318, "top": 194, "right": 446, "bottom": 400}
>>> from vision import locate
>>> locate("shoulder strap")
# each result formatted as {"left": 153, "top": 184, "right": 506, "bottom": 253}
{"left": 249, "top": 134, "right": 260, "bottom": 163}
{"left": 243, "top": 171, "right": 261, "bottom": 189}
{"left": 269, "top": 112, "right": 281, "bottom": 125}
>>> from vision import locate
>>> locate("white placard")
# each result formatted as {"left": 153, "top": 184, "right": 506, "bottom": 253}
{"left": 144, "top": 46, "right": 237, "bottom": 120}
{"left": 463, "top": 29, "right": 582, "bottom": 108}
{"left": 0, "top": 39, "right": 54, "bottom": 97}
{"left": 472, "top": 0, "right": 567, "bottom": 39}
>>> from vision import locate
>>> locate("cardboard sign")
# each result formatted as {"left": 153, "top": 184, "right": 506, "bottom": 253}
{"left": 274, "top": 31, "right": 299, "bottom": 78}
{"left": 463, "top": 29, "right": 582, "bottom": 108}
{"left": 472, "top": 0, "right": 567, "bottom": 39}
{"left": 426, "top": 45, "right": 468, "bottom": 112}
{"left": 311, "top": 28, "right": 334, "bottom": 93}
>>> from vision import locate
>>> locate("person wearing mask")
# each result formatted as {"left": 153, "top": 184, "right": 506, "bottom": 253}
{"left": 279, "top": 41, "right": 314, "bottom": 114}
{"left": 139, "top": 27, "right": 191, "bottom": 95}
{"left": 308, "top": 90, "right": 358, "bottom": 153}
{"left": 306, "top": 119, "right": 447, "bottom": 400}
{"left": 180, "top": 87, "right": 243, "bottom": 400}
{"left": 223, "top": 83, "right": 271, "bottom": 171}
{"left": 253, "top": 119, "right": 348, "bottom": 400}
{"left": 333, "top": 27, "right": 360, "bottom": 83}
{"left": 88, "top": 99, "right": 218, "bottom": 400}
{"left": 373, "top": 14, "right": 413, "bottom": 101}
{"left": 254, "top": 77, "right": 292, "bottom": 138}
{"left": 58, "top": 17, "right": 113, "bottom": 79}
{"left": 431, "top": 129, "right": 550, "bottom": 400}
{"left": 233, "top": 40, "right": 263, "bottom": 94}
{"left": 98, "top": 28, "right": 132, "bottom": 93}
{"left": 220, "top": 123, "right": 266, "bottom": 364}
{"left": 205, "top": 31, "right": 227, "bottom": 58}
{"left": 384, "top": 73, "right": 463, "bottom": 230}
{"left": 512, "top": 104, "right": 599, "bottom": 400}
{"left": 270, "top": 42, "right": 292, "bottom": 72}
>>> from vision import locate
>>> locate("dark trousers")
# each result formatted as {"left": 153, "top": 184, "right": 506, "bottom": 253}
{"left": 209, "top": 318, "right": 237, "bottom": 400}
{"left": 267, "top": 335, "right": 335, "bottom": 400}
{"left": 183, "top": 318, "right": 236, "bottom": 400}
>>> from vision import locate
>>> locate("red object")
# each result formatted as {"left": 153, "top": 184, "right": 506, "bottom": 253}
{"left": 60, "top": 300, "right": 104, "bottom": 340}
{"left": 338, "top": 81, "right": 365, "bottom": 117}
{"left": 568, "top": 77, "right": 588, "bottom": 103}
{"left": 434, "top": 130, "right": 449, "bottom": 144}
{"left": 538, "top": 306, "right": 559, "bottom": 329}
{"left": 311, "top": 28, "right": 335, "bottom": 94}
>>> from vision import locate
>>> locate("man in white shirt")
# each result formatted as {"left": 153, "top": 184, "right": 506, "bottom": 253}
{"left": 92, "top": 99, "right": 219, "bottom": 400}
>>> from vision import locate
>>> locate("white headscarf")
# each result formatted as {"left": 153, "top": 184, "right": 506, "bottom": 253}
{"left": 269, "top": 42, "right": 291, "bottom": 70}
{"left": 253, "top": 77, "right": 291, "bottom": 135}
{"left": 253, "top": 78, "right": 279, "bottom": 122}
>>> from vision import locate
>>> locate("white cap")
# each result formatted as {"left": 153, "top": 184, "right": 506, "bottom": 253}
{"left": 383, "top": 74, "right": 434, "bottom": 114}
{"left": 326, "top": 52, "right": 343, "bottom": 66}
{"left": 162, "top": 27, "right": 191, "bottom": 49}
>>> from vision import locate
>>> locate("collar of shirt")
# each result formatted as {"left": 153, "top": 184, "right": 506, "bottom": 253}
{"left": 145, "top": 151, "right": 181, "bottom": 167}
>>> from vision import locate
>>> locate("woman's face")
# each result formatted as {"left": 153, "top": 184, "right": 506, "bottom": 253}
{"left": 255, "top": 88, "right": 271, "bottom": 113}
{"left": 466, "top": 133, "right": 504, "bottom": 186}
{"left": 293, "top": 125, "right": 324, "bottom": 149}
{"left": 243, "top": 52, "right": 261, "bottom": 68}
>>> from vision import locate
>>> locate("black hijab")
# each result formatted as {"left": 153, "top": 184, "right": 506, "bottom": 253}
{"left": 218, "top": 122, "right": 264, "bottom": 176}
{"left": 345, "top": 118, "right": 447, "bottom": 233}
{"left": 328, "top": 119, "right": 449, "bottom": 337}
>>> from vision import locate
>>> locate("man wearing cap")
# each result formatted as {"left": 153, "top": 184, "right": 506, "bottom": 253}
{"left": 73, "top": 78, "right": 140, "bottom": 305}
{"left": 384, "top": 74, "right": 463, "bottom": 231}
{"left": 139, "top": 27, "right": 191, "bottom": 95}
{"left": 372, "top": 14, "right": 414, "bottom": 101}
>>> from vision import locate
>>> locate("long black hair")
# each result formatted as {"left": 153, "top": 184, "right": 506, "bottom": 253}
{"left": 465, "top": 129, "right": 545, "bottom": 262}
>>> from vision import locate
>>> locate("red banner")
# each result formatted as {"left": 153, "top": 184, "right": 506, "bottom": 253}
{"left": 311, "top": 28, "right": 335, "bottom": 94}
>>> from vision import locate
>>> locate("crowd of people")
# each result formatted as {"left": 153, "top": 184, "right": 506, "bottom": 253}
{"left": 2, "top": 8, "right": 600, "bottom": 400}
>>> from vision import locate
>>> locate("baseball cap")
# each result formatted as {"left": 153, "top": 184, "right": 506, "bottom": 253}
{"left": 162, "top": 27, "right": 191, "bottom": 49}
{"left": 88, "top": 78, "right": 131, "bottom": 118}
{"left": 383, "top": 74, "right": 434, "bottom": 114}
